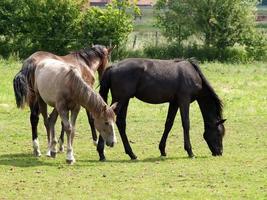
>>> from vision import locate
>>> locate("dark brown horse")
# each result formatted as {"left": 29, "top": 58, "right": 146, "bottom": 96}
{"left": 97, "top": 58, "right": 226, "bottom": 161}
{"left": 13, "top": 45, "right": 112, "bottom": 157}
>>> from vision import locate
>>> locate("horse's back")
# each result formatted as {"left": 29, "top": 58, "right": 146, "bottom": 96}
{"left": 35, "top": 59, "right": 74, "bottom": 106}
{"left": 110, "top": 58, "right": 202, "bottom": 103}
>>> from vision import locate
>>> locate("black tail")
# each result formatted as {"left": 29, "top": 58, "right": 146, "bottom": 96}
{"left": 99, "top": 66, "right": 113, "bottom": 103}
{"left": 189, "top": 58, "right": 223, "bottom": 118}
{"left": 13, "top": 58, "right": 36, "bottom": 108}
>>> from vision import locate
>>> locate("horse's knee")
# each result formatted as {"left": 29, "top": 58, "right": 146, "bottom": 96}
{"left": 64, "top": 124, "right": 72, "bottom": 133}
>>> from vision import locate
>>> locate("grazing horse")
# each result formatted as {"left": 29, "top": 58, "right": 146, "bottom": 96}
{"left": 97, "top": 58, "right": 226, "bottom": 161}
{"left": 13, "top": 45, "right": 112, "bottom": 156}
{"left": 14, "top": 58, "right": 117, "bottom": 164}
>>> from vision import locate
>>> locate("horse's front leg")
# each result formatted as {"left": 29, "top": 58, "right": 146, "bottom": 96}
{"left": 30, "top": 102, "right": 41, "bottom": 157}
{"left": 180, "top": 100, "right": 194, "bottom": 158}
{"left": 58, "top": 108, "right": 74, "bottom": 164}
{"left": 116, "top": 99, "right": 137, "bottom": 160}
{"left": 48, "top": 108, "right": 59, "bottom": 158}
{"left": 86, "top": 110, "right": 98, "bottom": 146}
{"left": 159, "top": 102, "right": 179, "bottom": 156}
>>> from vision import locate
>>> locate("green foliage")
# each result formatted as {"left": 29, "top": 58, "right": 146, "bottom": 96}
{"left": 79, "top": 0, "right": 138, "bottom": 47}
{"left": 0, "top": 0, "right": 138, "bottom": 58}
{"left": 155, "top": 0, "right": 267, "bottom": 58}
{"left": 0, "top": 0, "right": 82, "bottom": 58}
{"left": 142, "top": 43, "right": 266, "bottom": 63}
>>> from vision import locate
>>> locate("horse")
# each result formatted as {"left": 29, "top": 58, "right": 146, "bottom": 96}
{"left": 14, "top": 58, "right": 117, "bottom": 164}
{"left": 13, "top": 45, "right": 113, "bottom": 157}
{"left": 96, "top": 58, "right": 226, "bottom": 161}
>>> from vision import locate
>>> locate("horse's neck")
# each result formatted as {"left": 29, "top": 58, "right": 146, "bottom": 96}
{"left": 64, "top": 54, "right": 102, "bottom": 86}
{"left": 81, "top": 85, "right": 106, "bottom": 117}
{"left": 197, "top": 96, "right": 219, "bottom": 126}
{"left": 67, "top": 68, "right": 105, "bottom": 117}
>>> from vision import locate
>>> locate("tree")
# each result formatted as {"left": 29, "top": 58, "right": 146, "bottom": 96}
{"left": 78, "top": 0, "right": 139, "bottom": 47}
{"left": 0, "top": 0, "right": 83, "bottom": 58}
{"left": 155, "top": 0, "right": 264, "bottom": 50}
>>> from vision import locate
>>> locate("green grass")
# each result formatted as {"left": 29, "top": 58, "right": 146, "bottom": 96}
{"left": 0, "top": 59, "right": 266, "bottom": 199}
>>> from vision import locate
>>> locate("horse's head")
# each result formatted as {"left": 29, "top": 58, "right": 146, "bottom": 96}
{"left": 94, "top": 103, "right": 117, "bottom": 147}
{"left": 204, "top": 119, "right": 226, "bottom": 156}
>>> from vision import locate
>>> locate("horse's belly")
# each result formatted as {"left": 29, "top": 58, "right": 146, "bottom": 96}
{"left": 135, "top": 88, "right": 174, "bottom": 104}
{"left": 35, "top": 68, "right": 61, "bottom": 107}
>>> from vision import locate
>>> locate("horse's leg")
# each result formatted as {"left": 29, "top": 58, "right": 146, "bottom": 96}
{"left": 37, "top": 97, "right": 51, "bottom": 157}
{"left": 116, "top": 99, "right": 137, "bottom": 160}
{"left": 86, "top": 110, "right": 98, "bottom": 146}
{"left": 58, "top": 109, "right": 75, "bottom": 164}
{"left": 97, "top": 135, "right": 105, "bottom": 161}
{"left": 70, "top": 105, "right": 80, "bottom": 147}
{"left": 30, "top": 102, "right": 41, "bottom": 157}
{"left": 48, "top": 108, "right": 58, "bottom": 158}
{"left": 58, "top": 122, "right": 65, "bottom": 153}
{"left": 159, "top": 102, "right": 179, "bottom": 156}
{"left": 180, "top": 100, "right": 194, "bottom": 158}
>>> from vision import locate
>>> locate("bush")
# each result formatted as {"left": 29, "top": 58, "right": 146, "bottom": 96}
{"left": 143, "top": 43, "right": 266, "bottom": 63}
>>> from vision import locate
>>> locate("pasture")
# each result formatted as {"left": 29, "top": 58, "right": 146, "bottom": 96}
{"left": 0, "top": 58, "right": 266, "bottom": 199}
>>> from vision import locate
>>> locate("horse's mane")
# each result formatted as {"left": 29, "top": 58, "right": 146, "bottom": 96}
{"left": 71, "top": 45, "right": 107, "bottom": 67}
{"left": 188, "top": 58, "right": 223, "bottom": 120}
{"left": 65, "top": 66, "right": 115, "bottom": 119}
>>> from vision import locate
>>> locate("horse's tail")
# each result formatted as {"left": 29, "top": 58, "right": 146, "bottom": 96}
{"left": 99, "top": 66, "right": 113, "bottom": 103}
{"left": 188, "top": 58, "right": 223, "bottom": 117}
{"left": 13, "top": 58, "right": 36, "bottom": 108}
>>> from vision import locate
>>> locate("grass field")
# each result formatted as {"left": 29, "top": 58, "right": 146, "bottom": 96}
{"left": 0, "top": 59, "right": 266, "bottom": 199}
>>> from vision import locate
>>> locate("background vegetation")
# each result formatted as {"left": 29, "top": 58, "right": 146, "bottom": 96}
{"left": 0, "top": 0, "right": 266, "bottom": 62}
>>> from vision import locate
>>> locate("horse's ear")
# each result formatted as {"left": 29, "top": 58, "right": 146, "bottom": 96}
{"left": 107, "top": 45, "right": 116, "bottom": 54}
{"left": 216, "top": 119, "right": 227, "bottom": 126}
{"left": 102, "top": 105, "right": 108, "bottom": 112}
{"left": 110, "top": 102, "right": 118, "bottom": 111}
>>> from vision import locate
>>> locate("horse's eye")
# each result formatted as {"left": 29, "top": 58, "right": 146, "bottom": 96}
{"left": 105, "top": 122, "right": 109, "bottom": 126}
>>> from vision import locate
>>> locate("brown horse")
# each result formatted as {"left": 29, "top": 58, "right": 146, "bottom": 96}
{"left": 13, "top": 45, "right": 112, "bottom": 157}
{"left": 14, "top": 58, "right": 117, "bottom": 164}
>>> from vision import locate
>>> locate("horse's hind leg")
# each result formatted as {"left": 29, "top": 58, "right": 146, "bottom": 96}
{"left": 180, "top": 100, "right": 194, "bottom": 158}
{"left": 159, "top": 102, "right": 179, "bottom": 156}
{"left": 48, "top": 108, "right": 58, "bottom": 158}
{"left": 86, "top": 110, "right": 98, "bottom": 146}
{"left": 58, "top": 122, "right": 65, "bottom": 152}
{"left": 38, "top": 97, "right": 51, "bottom": 156}
{"left": 30, "top": 102, "right": 41, "bottom": 156}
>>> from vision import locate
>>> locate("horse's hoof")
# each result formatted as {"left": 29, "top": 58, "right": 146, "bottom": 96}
{"left": 160, "top": 152, "right": 167, "bottom": 157}
{"left": 130, "top": 154, "right": 137, "bottom": 160}
{"left": 33, "top": 150, "right": 41, "bottom": 157}
{"left": 188, "top": 154, "right": 195, "bottom": 159}
{"left": 99, "top": 157, "right": 106, "bottom": 162}
{"left": 66, "top": 159, "right": 75, "bottom": 165}
{"left": 50, "top": 151, "right": 57, "bottom": 158}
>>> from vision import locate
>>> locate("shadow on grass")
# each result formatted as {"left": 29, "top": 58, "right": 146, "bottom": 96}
{"left": 78, "top": 155, "right": 209, "bottom": 165}
{"left": 0, "top": 153, "right": 57, "bottom": 167}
